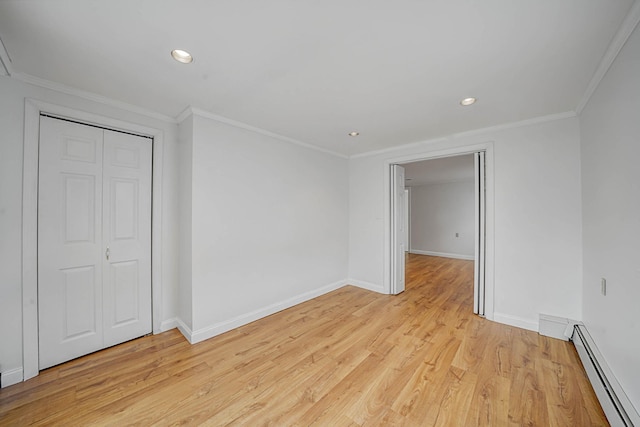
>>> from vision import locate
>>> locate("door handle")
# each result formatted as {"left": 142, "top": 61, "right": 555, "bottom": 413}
{"left": 106, "top": 246, "right": 110, "bottom": 260}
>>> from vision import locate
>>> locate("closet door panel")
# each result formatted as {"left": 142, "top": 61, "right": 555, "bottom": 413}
{"left": 38, "top": 117, "right": 104, "bottom": 369}
{"left": 102, "top": 130, "right": 152, "bottom": 346}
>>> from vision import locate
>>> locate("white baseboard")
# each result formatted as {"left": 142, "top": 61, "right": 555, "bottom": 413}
{"left": 573, "top": 324, "right": 640, "bottom": 426}
{"left": 493, "top": 312, "right": 538, "bottom": 332}
{"left": 185, "top": 279, "right": 347, "bottom": 344}
{"left": 159, "top": 318, "right": 179, "bottom": 332}
{"left": 1, "top": 367, "right": 23, "bottom": 388}
{"left": 538, "top": 314, "right": 581, "bottom": 341}
{"left": 409, "top": 250, "right": 475, "bottom": 261}
{"left": 175, "top": 318, "right": 194, "bottom": 343}
{"left": 347, "top": 278, "right": 386, "bottom": 294}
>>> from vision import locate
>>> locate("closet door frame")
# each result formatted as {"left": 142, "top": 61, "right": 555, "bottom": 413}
{"left": 22, "top": 99, "right": 165, "bottom": 381}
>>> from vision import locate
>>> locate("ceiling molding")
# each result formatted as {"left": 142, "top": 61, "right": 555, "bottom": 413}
{"left": 451, "top": 111, "right": 577, "bottom": 139}
{"left": 350, "top": 111, "right": 576, "bottom": 159}
{"left": 11, "top": 72, "right": 177, "bottom": 124}
{"left": 0, "top": 35, "right": 13, "bottom": 76}
{"left": 1, "top": 2, "right": 631, "bottom": 155}
{"left": 175, "top": 106, "right": 194, "bottom": 124}
{"left": 185, "top": 106, "right": 349, "bottom": 159}
{"left": 576, "top": 0, "right": 640, "bottom": 115}
{"left": 349, "top": 136, "right": 449, "bottom": 160}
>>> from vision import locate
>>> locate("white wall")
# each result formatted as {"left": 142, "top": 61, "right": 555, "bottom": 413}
{"left": 177, "top": 115, "right": 194, "bottom": 331}
{"left": 410, "top": 180, "right": 475, "bottom": 259}
{"left": 580, "top": 23, "right": 640, "bottom": 411}
{"left": 178, "top": 112, "right": 349, "bottom": 342}
{"left": 0, "top": 76, "right": 25, "bottom": 383}
{"left": 0, "top": 73, "right": 348, "bottom": 382}
{"left": 349, "top": 116, "right": 584, "bottom": 330}
{"left": 0, "top": 75, "right": 180, "bottom": 385}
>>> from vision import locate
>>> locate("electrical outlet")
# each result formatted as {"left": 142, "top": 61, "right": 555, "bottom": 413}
{"left": 455, "top": 232, "right": 459, "bottom": 237}
{"left": 601, "top": 278, "right": 606, "bottom": 296}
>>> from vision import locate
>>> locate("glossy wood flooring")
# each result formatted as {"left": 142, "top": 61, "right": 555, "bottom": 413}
{"left": 1, "top": 254, "right": 607, "bottom": 426}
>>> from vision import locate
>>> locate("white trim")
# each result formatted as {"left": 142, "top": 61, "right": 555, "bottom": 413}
{"left": 175, "top": 106, "right": 194, "bottom": 123}
{"left": 347, "top": 278, "right": 387, "bottom": 294}
{"left": 350, "top": 111, "right": 576, "bottom": 159}
{"left": 150, "top": 132, "right": 164, "bottom": 335}
{"left": 179, "top": 106, "right": 349, "bottom": 159}
{"left": 160, "top": 318, "right": 179, "bottom": 333}
{"left": 409, "top": 250, "right": 474, "bottom": 261}
{"left": 405, "top": 187, "right": 411, "bottom": 253}
{"left": 10, "top": 70, "right": 584, "bottom": 162}
{"left": 13, "top": 72, "right": 176, "bottom": 124}
{"left": 390, "top": 164, "right": 406, "bottom": 295}
{"left": 21, "top": 99, "right": 165, "bottom": 381}
{"left": 183, "top": 280, "right": 347, "bottom": 344}
{"left": 384, "top": 143, "right": 494, "bottom": 167}
{"left": 22, "top": 101, "right": 40, "bottom": 380}
{"left": 538, "top": 314, "right": 582, "bottom": 341}
{"left": 573, "top": 325, "right": 640, "bottom": 426}
{"left": 1, "top": 367, "right": 24, "bottom": 388}
{"left": 474, "top": 150, "right": 486, "bottom": 316}
{"left": 451, "top": 111, "right": 577, "bottom": 140}
{"left": 175, "top": 318, "right": 193, "bottom": 343}
{"left": 382, "top": 142, "right": 495, "bottom": 321}
{"left": 350, "top": 136, "right": 446, "bottom": 159}
{"left": 0, "top": 35, "right": 13, "bottom": 76}
{"left": 493, "top": 312, "right": 538, "bottom": 332}
{"left": 576, "top": 1, "right": 640, "bottom": 115}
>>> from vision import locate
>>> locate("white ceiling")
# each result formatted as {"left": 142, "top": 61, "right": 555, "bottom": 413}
{"left": 0, "top": 1, "right": 635, "bottom": 156}
{"left": 403, "top": 155, "right": 474, "bottom": 187}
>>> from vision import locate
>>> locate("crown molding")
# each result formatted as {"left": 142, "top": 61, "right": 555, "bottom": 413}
{"left": 0, "top": 36, "right": 13, "bottom": 76}
{"left": 349, "top": 136, "right": 448, "bottom": 159}
{"left": 451, "top": 111, "right": 577, "bottom": 139}
{"left": 175, "top": 105, "right": 194, "bottom": 124}
{"left": 11, "top": 72, "right": 177, "bottom": 124}
{"left": 350, "top": 111, "right": 576, "bottom": 159}
{"left": 576, "top": 0, "right": 640, "bottom": 114}
{"left": 181, "top": 106, "right": 349, "bottom": 159}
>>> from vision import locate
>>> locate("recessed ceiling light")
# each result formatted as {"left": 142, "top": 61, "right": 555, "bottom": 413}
{"left": 171, "top": 49, "right": 193, "bottom": 64}
{"left": 348, "top": 131, "right": 360, "bottom": 137}
{"left": 460, "top": 97, "right": 477, "bottom": 106}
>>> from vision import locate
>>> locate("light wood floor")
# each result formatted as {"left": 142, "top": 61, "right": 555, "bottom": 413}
{"left": 1, "top": 254, "right": 607, "bottom": 426}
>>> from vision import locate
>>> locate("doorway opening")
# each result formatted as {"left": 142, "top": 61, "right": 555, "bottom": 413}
{"left": 386, "top": 145, "right": 493, "bottom": 318}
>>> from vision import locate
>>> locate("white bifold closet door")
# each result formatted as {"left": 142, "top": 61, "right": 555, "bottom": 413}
{"left": 38, "top": 116, "right": 152, "bottom": 370}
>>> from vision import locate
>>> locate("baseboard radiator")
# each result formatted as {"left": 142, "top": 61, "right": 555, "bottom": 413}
{"left": 572, "top": 324, "right": 639, "bottom": 427}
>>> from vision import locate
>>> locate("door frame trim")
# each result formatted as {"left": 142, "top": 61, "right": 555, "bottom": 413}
{"left": 382, "top": 142, "right": 495, "bottom": 321}
{"left": 390, "top": 164, "right": 406, "bottom": 294}
{"left": 22, "top": 99, "right": 165, "bottom": 380}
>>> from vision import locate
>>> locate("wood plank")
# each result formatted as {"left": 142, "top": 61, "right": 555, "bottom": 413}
{"left": 0, "top": 254, "right": 608, "bottom": 426}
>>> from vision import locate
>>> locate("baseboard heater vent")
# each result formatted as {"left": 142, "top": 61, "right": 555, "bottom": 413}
{"left": 572, "top": 324, "right": 639, "bottom": 427}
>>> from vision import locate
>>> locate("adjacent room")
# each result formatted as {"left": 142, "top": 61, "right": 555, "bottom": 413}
{"left": 1, "top": 1, "right": 639, "bottom": 425}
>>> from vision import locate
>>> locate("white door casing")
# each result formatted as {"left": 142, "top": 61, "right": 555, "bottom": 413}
{"left": 37, "top": 116, "right": 152, "bottom": 369}
{"left": 390, "top": 164, "right": 406, "bottom": 294}
{"left": 473, "top": 151, "right": 486, "bottom": 316}
{"left": 404, "top": 188, "right": 410, "bottom": 252}
{"left": 384, "top": 143, "right": 493, "bottom": 320}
